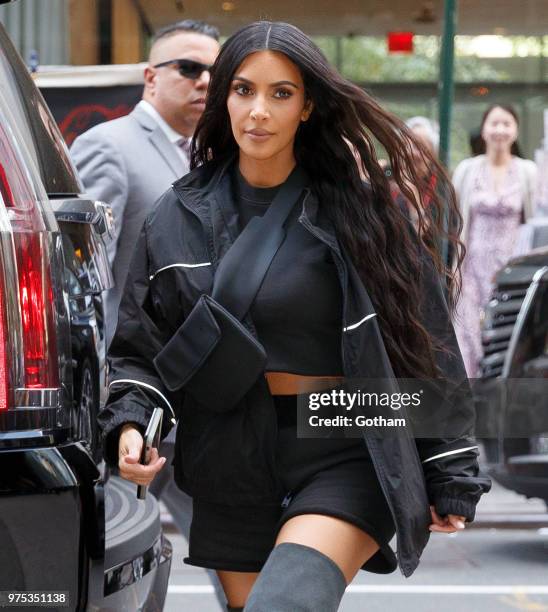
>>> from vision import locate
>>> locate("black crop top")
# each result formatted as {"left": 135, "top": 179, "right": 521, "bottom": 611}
{"left": 233, "top": 167, "right": 344, "bottom": 376}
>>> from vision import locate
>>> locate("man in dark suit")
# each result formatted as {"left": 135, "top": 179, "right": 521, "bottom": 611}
{"left": 71, "top": 20, "right": 224, "bottom": 608}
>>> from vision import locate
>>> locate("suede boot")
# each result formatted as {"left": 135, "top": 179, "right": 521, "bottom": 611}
{"left": 243, "top": 542, "right": 347, "bottom": 612}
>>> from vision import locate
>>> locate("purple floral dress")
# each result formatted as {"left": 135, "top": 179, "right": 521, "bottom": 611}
{"left": 454, "top": 158, "right": 523, "bottom": 378}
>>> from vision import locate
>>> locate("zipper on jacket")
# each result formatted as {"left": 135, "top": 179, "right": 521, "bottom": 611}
{"left": 281, "top": 492, "right": 293, "bottom": 508}
{"left": 298, "top": 205, "right": 349, "bottom": 377}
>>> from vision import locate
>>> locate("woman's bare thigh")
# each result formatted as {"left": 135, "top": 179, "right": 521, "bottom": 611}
{"left": 216, "top": 570, "right": 260, "bottom": 608}
{"left": 276, "top": 513, "right": 380, "bottom": 583}
{"left": 215, "top": 513, "right": 379, "bottom": 606}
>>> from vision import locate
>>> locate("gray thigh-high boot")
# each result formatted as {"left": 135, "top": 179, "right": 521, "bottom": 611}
{"left": 243, "top": 543, "right": 347, "bottom": 612}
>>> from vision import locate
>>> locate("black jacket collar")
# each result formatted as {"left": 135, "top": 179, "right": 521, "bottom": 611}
{"left": 172, "top": 157, "right": 344, "bottom": 259}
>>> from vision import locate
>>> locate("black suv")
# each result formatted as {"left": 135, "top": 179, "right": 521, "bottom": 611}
{"left": 0, "top": 21, "right": 171, "bottom": 611}
{"left": 478, "top": 222, "right": 548, "bottom": 506}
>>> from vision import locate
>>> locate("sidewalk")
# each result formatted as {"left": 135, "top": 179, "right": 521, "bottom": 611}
{"left": 470, "top": 476, "right": 548, "bottom": 529}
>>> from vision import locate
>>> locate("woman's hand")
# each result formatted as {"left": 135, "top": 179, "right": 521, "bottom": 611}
{"left": 118, "top": 423, "right": 166, "bottom": 486}
{"left": 428, "top": 505, "right": 466, "bottom": 533}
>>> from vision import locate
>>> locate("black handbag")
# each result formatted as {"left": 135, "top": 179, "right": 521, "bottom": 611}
{"left": 153, "top": 166, "right": 308, "bottom": 412}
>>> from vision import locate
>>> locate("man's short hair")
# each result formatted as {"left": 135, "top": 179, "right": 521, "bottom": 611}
{"left": 152, "top": 20, "right": 220, "bottom": 45}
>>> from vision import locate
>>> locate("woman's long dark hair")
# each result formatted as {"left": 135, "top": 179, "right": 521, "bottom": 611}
{"left": 192, "top": 21, "right": 464, "bottom": 379}
{"left": 477, "top": 104, "right": 523, "bottom": 157}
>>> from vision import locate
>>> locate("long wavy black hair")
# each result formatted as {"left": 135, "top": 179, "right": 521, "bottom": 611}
{"left": 192, "top": 21, "right": 464, "bottom": 378}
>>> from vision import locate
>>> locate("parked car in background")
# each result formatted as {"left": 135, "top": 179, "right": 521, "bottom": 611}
{"left": 0, "top": 20, "right": 171, "bottom": 611}
{"left": 478, "top": 222, "right": 548, "bottom": 508}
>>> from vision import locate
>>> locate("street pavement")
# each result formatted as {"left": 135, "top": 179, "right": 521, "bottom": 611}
{"left": 468, "top": 476, "right": 548, "bottom": 529}
{"left": 161, "top": 479, "right": 548, "bottom": 611}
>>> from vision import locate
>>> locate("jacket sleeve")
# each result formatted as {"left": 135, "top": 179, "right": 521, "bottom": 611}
{"left": 97, "top": 217, "right": 180, "bottom": 466}
{"left": 414, "top": 250, "right": 492, "bottom": 522}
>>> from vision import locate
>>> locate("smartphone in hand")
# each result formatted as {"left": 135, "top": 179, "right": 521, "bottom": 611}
{"left": 137, "top": 407, "right": 163, "bottom": 500}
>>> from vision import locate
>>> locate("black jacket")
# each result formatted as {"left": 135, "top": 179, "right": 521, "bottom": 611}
{"left": 98, "top": 161, "right": 491, "bottom": 578}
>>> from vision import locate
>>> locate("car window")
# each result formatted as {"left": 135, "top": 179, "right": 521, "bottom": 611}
{"left": 0, "top": 23, "right": 81, "bottom": 195}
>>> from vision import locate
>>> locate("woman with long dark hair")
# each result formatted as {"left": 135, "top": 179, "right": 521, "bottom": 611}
{"left": 99, "top": 21, "right": 490, "bottom": 611}
{"left": 453, "top": 104, "right": 537, "bottom": 377}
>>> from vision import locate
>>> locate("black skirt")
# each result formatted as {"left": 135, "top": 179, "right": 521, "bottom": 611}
{"left": 184, "top": 395, "right": 397, "bottom": 574}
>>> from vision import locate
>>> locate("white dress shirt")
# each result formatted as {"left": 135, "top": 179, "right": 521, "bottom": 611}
{"left": 137, "top": 99, "right": 190, "bottom": 168}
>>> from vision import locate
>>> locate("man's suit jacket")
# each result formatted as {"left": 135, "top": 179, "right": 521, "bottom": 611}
{"left": 71, "top": 105, "right": 188, "bottom": 347}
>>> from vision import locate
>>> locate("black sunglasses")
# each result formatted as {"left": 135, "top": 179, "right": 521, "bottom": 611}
{"left": 153, "top": 58, "right": 213, "bottom": 79}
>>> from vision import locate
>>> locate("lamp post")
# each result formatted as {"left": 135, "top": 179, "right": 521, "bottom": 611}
{"left": 438, "top": 0, "right": 457, "bottom": 169}
{"left": 438, "top": 0, "right": 457, "bottom": 267}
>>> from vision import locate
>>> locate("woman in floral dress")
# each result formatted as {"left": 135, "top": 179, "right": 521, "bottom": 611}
{"left": 452, "top": 104, "right": 537, "bottom": 377}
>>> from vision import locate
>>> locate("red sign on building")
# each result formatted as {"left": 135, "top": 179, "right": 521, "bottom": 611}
{"left": 387, "top": 32, "right": 414, "bottom": 53}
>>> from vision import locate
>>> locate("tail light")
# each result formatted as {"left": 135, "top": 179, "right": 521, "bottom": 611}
{"left": 0, "top": 113, "right": 69, "bottom": 439}
{"left": 14, "top": 233, "right": 59, "bottom": 388}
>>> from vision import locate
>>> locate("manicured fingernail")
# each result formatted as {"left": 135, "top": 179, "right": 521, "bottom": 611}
{"left": 456, "top": 520, "right": 465, "bottom": 529}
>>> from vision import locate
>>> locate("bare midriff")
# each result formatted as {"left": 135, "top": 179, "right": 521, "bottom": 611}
{"left": 265, "top": 371, "right": 344, "bottom": 396}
